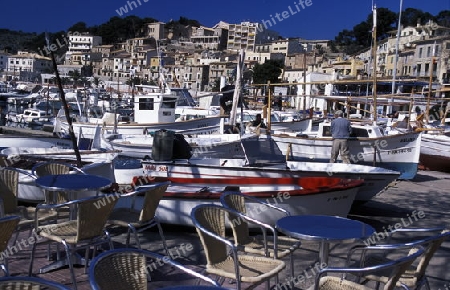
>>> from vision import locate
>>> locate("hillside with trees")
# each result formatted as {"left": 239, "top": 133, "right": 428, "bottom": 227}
{"left": 1, "top": 8, "right": 449, "bottom": 56}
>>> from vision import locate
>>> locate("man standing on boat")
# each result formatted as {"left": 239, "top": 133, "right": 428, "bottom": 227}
{"left": 330, "top": 110, "right": 352, "bottom": 164}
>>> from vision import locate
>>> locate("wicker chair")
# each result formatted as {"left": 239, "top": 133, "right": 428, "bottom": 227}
{"left": 89, "top": 248, "right": 222, "bottom": 290}
{"left": 28, "top": 194, "right": 119, "bottom": 290}
{"left": 220, "top": 191, "right": 301, "bottom": 282}
{"left": 348, "top": 228, "right": 450, "bottom": 290}
{"left": 0, "top": 167, "right": 57, "bottom": 235}
{"left": 0, "top": 276, "right": 71, "bottom": 290}
{"left": 0, "top": 216, "right": 20, "bottom": 276}
{"left": 191, "top": 204, "right": 286, "bottom": 290}
{"left": 106, "top": 182, "right": 170, "bottom": 254}
{"left": 31, "top": 161, "right": 87, "bottom": 204}
{"left": 308, "top": 245, "right": 425, "bottom": 290}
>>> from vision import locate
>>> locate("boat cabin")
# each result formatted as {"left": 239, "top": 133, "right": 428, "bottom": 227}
{"left": 133, "top": 86, "right": 203, "bottom": 124}
{"left": 313, "top": 121, "right": 385, "bottom": 138}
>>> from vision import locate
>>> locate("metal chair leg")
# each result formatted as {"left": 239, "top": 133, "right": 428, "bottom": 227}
{"left": 62, "top": 240, "right": 77, "bottom": 290}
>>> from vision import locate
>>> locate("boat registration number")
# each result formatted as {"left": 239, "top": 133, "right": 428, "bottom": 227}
{"left": 143, "top": 164, "right": 168, "bottom": 177}
{"left": 144, "top": 164, "right": 168, "bottom": 172}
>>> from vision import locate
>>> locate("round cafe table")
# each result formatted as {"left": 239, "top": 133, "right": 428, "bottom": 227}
{"left": 34, "top": 174, "right": 112, "bottom": 193}
{"left": 34, "top": 174, "right": 112, "bottom": 218}
{"left": 276, "top": 215, "right": 375, "bottom": 266}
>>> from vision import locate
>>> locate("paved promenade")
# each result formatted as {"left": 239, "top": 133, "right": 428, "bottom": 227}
{"left": 6, "top": 169, "right": 450, "bottom": 289}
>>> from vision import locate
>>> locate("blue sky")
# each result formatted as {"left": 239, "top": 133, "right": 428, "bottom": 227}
{"left": 0, "top": 0, "right": 449, "bottom": 40}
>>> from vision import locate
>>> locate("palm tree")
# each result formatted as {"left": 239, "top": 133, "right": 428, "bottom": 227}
{"left": 69, "top": 70, "right": 81, "bottom": 88}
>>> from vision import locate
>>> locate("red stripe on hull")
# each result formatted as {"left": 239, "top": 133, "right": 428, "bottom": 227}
{"left": 131, "top": 175, "right": 363, "bottom": 199}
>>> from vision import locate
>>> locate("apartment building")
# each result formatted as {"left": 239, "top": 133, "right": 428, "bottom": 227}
{"left": 191, "top": 26, "right": 228, "bottom": 50}
{"left": 227, "top": 21, "right": 278, "bottom": 52}
{"left": 7, "top": 51, "right": 52, "bottom": 81}
{"left": 142, "top": 22, "right": 165, "bottom": 40}
{"left": 68, "top": 33, "right": 102, "bottom": 54}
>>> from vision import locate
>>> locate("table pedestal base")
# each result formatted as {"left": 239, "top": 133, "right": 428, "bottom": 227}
{"left": 39, "top": 252, "right": 87, "bottom": 274}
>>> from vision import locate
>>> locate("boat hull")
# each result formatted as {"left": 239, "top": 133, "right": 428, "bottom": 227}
{"left": 419, "top": 133, "right": 450, "bottom": 173}
{"left": 105, "top": 133, "right": 246, "bottom": 159}
{"left": 121, "top": 175, "right": 361, "bottom": 227}
{"left": 272, "top": 131, "right": 421, "bottom": 179}
{"left": 54, "top": 116, "right": 222, "bottom": 139}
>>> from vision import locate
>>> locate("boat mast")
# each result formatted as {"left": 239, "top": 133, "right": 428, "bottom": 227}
{"left": 372, "top": 4, "right": 378, "bottom": 123}
{"left": 46, "top": 33, "right": 82, "bottom": 167}
{"left": 229, "top": 49, "right": 245, "bottom": 132}
{"left": 390, "top": 0, "right": 403, "bottom": 115}
{"left": 426, "top": 41, "right": 436, "bottom": 124}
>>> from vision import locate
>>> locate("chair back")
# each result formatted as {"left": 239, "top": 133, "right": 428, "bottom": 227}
{"left": 0, "top": 276, "right": 71, "bottom": 290}
{"left": 317, "top": 245, "right": 425, "bottom": 290}
{"left": 0, "top": 168, "right": 19, "bottom": 214}
{"left": 76, "top": 195, "right": 118, "bottom": 241}
{"left": 382, "top": 246, "right": 425, "bottom": 290}
{"left": 89, "top": 248, "right": 221, "bottom": 290}
{"left": 138, "top": 182, "right": 170, "bottom": 222}
{"left": 0, "top": 216, "right": 20, "bottom": 254}
{"left": 32, "top": 161, "right": 86, "bottom": 177}
{"left": 411, "top": 229, "right": 450, "bottom": 280}
{"left": 33, "top": 162, "right": 70, "bottom": 177}
{"left": 191, "top": 204, "right": 231, "bottom": 266}
{"left": 220, "top": 192, "right": 252, "bottom": 245}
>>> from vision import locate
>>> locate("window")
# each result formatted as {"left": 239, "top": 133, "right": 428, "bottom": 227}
{"left": 427, "top": 47, "right": 431, "bottom": 57}
{"left": 138, "top": 98, "right": 154, "bottom": 110}
{"left": 419, "top": 48, "right": 423, "bottom": 58}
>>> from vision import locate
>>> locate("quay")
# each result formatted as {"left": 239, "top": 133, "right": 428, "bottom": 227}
{"left": 0, "top": 125, "right": 54, "bottom": 137}
{"left": 4, "top": 169, "right": 448, "bottom": 289}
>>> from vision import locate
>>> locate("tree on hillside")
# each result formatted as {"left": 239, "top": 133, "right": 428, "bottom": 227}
{"left": 252, "top": 59, "right": 284, "bottom": 85}
{"left": 366, "top": 7, "right": 398, "bottom": 40}
{"left": 400, "top": 8, "right": 434, "bottom": 27}
{"left": 178, "top": 16, "right": 202, "bottom": 27}
{"left": 435, "top": 10, "right": 450, "bottom": 27}
{"left": 333, "top": 7, "right": 397, "bottom": 54}
{"left": 67, "top": 22, "right": 90, "bottom": 33}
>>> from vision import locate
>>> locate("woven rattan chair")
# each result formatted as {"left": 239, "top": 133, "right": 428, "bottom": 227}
{"left": 0, "top": 167, "right": 57, "bottom": 236}
{"left": 308, "top": 245, "right": 425, "bottom": 290}
{"left": 191, "top": 204, "right": 286, "bottom": 290}
{"left": 0, "top": 276, "right": 71, "bottom": 290}
{"left": 106, "top": 182, "right": 170, "bottom": 254}
{"left": 220, "top": 191, "right": 301, "bottom": 282}
{"left": 28, "top": 194, "right": 119, "bottom": 290}
{"left": 89, "top": 248, "right": 222, "bottom": 290}
{"left": 32, "top": 161, "right": 87, "bottom": 204}
{"left": 349, "top": 228, "right": 450, "bottom": 290}
{"left": 0, "top": 216, "right": 20, "bottom": 276}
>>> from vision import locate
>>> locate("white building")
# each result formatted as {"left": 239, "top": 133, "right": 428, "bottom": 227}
{"left": 7, "top": 51, "right": 52, "bottom": 81}
{"left": 227, "top": 21, "right": 278, "bottom": 52}
{"left": 68, "top": 33, "right": 102, "bottom": 54}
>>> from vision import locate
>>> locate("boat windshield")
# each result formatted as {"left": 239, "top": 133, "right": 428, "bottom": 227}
{"left": 171, "top": 88, "right": 197, "bottom": 107}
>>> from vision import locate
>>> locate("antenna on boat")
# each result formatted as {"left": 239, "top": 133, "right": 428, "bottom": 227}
{"left": 46, "top": 32, "right": 82, "bottom": 167}
{"left": 390, "top": 0, "right": 403, "bottom": 116}
{"left": 372, "top": 3, "right": 378, "bottom": 124}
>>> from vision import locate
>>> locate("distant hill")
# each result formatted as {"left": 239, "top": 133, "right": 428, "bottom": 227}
{"left": 0, "top": 29, "right": 37, "bottom": 53}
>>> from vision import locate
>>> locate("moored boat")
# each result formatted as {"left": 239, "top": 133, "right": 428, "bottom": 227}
{"left": 272, "top": 121, "right": 421, "bottom": 180}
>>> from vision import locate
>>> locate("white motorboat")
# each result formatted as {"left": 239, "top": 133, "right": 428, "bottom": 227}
{"left": 272, "top": 120, "right": 421, "bottom": 180}
{"left": 108, "top": 136, "right": 400, "bottom": 226}
{"left": 6, "top": 108, "right": 54, "bottom": 126}
{"left": 53, "top": 86, "right": 222, "bottom": 139}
